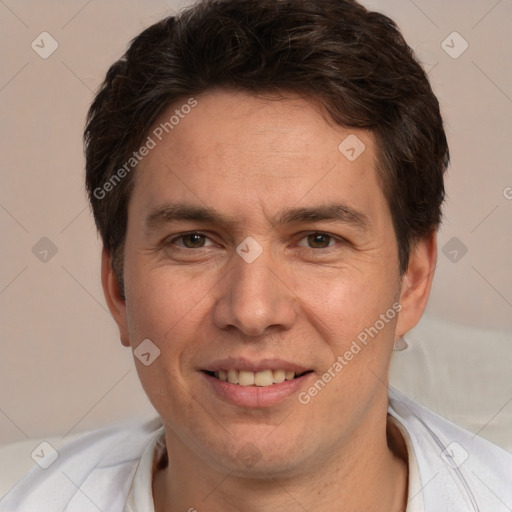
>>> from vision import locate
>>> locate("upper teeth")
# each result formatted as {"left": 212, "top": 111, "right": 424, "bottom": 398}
{"left": 214, "top": 369, "right": 296, "bottom": 386}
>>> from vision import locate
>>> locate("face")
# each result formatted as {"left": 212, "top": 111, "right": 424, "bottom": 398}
{"left": 103, "top": 89, "right": 433, "bottom": 478}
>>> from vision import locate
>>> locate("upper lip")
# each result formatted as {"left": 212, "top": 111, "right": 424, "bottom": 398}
{"left": 201, "top": 357, "right": 310, "bottom": 374}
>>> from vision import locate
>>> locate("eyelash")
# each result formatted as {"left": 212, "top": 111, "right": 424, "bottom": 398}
{"left": 164, "top": 231, "right": 345, "bottom": 251}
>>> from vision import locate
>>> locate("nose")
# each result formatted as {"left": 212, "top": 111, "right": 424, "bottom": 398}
{"left": 212, "top": 246, "right": 297, "bottom": 337}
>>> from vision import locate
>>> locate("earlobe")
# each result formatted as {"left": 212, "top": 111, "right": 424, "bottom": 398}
{"left": 101, "top": 246, "right": 131, "bottom": 347}
{"left": 395, "top": 232, "right": 437, "bottom": 337}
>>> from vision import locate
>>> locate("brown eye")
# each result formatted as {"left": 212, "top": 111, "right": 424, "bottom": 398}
{"left": 305, "top": 233, "right": 334, "bottom": 249}
{"left": 181, "top": 233, "right": 206, "bottom": 248}
{"left": 169, "top": 232, "right": 213, "bottom": 249}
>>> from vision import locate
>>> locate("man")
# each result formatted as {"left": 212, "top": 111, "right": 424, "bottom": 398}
{"left": 2, "top": 0, "right": 511, "bottom": 510}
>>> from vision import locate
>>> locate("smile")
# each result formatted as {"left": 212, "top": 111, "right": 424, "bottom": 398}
{"left": 206, "top": 369, "right": 312, "bottom": 387}
{"left": 202, "top": 367, "right": 315, "bottom": 408}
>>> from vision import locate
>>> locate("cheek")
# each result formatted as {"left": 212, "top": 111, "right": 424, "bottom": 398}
{"left": 123, "top": 250, "right": 212, "bottom": 341}
{"left": 300, "top": 265, "right": 399, "bottom": 344}
{"left": 123, "top": 264, "right": 205, "bottom": 409}
{"left": 300, "top": 273, "right": 400, "bottom": 415}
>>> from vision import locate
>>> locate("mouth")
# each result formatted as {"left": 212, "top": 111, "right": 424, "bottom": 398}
{"left": 200, "top": 357, "right": 315, "bottom": 407}
{"left": 203, "top": 369, "right": 314, "bottom": 387}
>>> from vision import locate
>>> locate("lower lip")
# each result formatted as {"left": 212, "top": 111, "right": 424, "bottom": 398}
{"left": 202, "top": 371, "right": 313, "bottom": 408}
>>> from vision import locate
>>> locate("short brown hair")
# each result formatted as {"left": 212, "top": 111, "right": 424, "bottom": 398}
{"left": 85, "top": 0, "right": 449, "bottom": 292}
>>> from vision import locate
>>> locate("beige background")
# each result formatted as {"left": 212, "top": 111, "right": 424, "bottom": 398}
{"left": 0, "top": 0, "right": 511, "bottom": 448}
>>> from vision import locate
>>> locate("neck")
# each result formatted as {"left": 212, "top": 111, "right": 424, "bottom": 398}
{"left": 153, "top": 413, "right": 409, "bottom": 512}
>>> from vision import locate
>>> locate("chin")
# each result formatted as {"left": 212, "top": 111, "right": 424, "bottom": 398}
{"left": 210, "top": 432, "right": 311, "bottom": 478}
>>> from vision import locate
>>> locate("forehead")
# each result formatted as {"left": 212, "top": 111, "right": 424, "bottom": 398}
{"left": 130, "top": 89, "right": 388, "bottom": 230}
{"left": 147, "top": 90, "right": 372, "bottom": 168}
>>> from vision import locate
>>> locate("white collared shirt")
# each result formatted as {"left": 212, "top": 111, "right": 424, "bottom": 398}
{"left": 2, "top": 389, "right": 511, "bottom": 511}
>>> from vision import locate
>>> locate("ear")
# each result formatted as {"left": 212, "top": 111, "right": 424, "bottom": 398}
{"left": 101, "top": 246, "right": 130, "bottom": 347}
{"left": 395, "top": 231, "right": 437, "bottom": 337}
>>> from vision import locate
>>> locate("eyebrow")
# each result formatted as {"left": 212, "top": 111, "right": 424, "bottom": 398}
{"left": 144, "top": 202, "right": 370, "bottom": 234}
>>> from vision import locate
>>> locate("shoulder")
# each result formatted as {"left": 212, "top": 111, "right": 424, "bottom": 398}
{"left": 388, "top": 389, "right": 512, "bottom": 511}
{"left": 0, "top": 416, "right": 163, "bottom": 512}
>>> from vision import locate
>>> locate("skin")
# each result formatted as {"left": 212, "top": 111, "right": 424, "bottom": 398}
{"left": 102, "top": 89, "right": 437, "bottom": 511}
